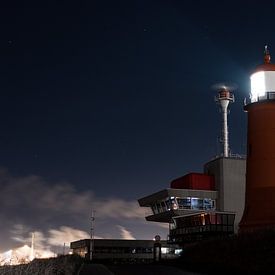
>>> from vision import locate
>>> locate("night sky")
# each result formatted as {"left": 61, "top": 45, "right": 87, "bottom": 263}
{"left": 1, "top": 0, "right": 275, "bottom": 253}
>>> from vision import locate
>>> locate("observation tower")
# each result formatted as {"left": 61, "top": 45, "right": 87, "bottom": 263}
{"left": 215, "top": 85, "right": 235, "bottom": 157}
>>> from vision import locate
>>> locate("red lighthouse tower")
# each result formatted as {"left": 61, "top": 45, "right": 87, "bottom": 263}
{"left": 239, "top": 46, "right": 275, "bottom": 232}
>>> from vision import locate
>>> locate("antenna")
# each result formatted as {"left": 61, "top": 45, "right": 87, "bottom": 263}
{"left": 30, "top": 232, "right": 35, "bottom": 261}
{"left": 90, "top": 210, "right": 95, "bottom": 261}
{"left": 213, "top": 83, "right": 235, "bottom": 157}
{"left": 264, "top": 45, "right": 271, "bottom": 64}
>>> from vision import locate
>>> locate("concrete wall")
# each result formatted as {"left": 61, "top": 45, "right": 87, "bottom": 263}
{"left": 204, "top": 157, "right": 246, "bottom": 232}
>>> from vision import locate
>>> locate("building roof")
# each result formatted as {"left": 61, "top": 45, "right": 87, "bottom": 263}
{"left": 70, "top": 239, "right": 173, "bottom": 249}
{"left": 138, "top": 188, "right": 218, "bottom": 207}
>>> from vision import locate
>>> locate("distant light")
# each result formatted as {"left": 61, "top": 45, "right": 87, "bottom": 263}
{"left": 251, "top": 71, "right": 266, "bottom": 100}
{"left": 161, "top": 247, "right": 168, "bottom": 254}
{"left": 172, "top": 204, "right": 178, "bottom": 210}
{"left": 175, "top": 249, "right": 183, "bottom": 255}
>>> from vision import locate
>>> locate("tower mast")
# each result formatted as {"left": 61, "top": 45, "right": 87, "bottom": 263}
{"left": 90, "top": 210, "right": 95, "bottom": 261}
{"left": 215, "top": 86, "right": 235, "bottom": 157}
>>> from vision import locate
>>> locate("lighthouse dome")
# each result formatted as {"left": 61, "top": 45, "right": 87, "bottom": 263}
{"left": 250, "top": 46, "right": 275, "bottom": 102}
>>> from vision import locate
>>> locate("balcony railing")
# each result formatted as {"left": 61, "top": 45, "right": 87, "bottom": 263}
{"left": 244, "top": 92, "right": 275, "bottom": 105}
{"left": 168, "top": 212, "right": 235, "bottom": 243}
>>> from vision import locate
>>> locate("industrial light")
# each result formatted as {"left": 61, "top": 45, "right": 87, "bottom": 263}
{"left": 175, "top": 249, "right": 183, "bottom": 255}
{"left": 251, "top": 71, "right": 266, "bottom": 101}
{"left": 161, "top": 247, "right": 168, "bottom": 254}
{"left": 172, "top": 204, "right": 178, "bottom": 210}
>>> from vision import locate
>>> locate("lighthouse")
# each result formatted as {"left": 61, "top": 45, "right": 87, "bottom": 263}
{"left": 239, "top": 46, "right": 275, "bottom": 232}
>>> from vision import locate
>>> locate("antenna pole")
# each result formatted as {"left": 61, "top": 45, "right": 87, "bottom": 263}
{"left": 90, "top": 210, "right": 95, "bottom": 261}
{"left": 30, "top": 232, "right": 35, "bottom": 261}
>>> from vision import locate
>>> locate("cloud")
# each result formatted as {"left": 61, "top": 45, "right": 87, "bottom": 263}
{"left": 94, "top": 199, "right": 145, "bottom": 219}
{"left": 0, "top": 168, "right": 168, "bottom": 253}
{"left": 0, "top": 169, "right": 144, "bottom": 223}
{"left": 0, "top": 225, "right": 95, "bottom": 264}
{"left": 48, "top": 226, "right": 90, "bottom": 246}
{"left": 117, "top": 225, "right": 135, "bottom": 240}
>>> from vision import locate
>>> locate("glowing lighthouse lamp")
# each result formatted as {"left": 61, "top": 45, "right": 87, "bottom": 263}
{"left": 250, "top": 46, "right": 275, "bottom": 102}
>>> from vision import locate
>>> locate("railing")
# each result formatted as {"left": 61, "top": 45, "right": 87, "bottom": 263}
{"left": 169, "top": 224, "right": 234, "bottom": 236}
{"left": 215, "top": 91, "right": 234, "bottom": 101}
{"left": 244, "top": 92, "right": 275, "bottom": 105}
{"left": 210, "top": 153, "right": 246, "bottom": 161}
{"left": 228, "top": 153, "right": 246, "bottom": 159}
{"left": 168, "top": 224, "right": 235, "bottom": 244}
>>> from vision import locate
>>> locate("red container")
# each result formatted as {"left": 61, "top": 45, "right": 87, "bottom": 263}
{"left": 170, "top": 173, "right": 215, "bottom": 190}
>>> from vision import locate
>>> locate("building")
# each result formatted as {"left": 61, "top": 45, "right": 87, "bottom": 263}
{"left": 138, "top": 156, "right": 246, "bottom": 244}
{"left": 138, "top": 84, "right": 246, "bottom": 244}
{"left": 70, "top": 239, "right": 181, "bottom": 262}
{"left": 204, "top": 156, "right": 246, "bottom": 232}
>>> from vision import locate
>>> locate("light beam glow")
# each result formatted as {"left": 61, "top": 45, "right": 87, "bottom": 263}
{"left": 250, "top": 71, "right": 275, "bottom": 102}
{"left": 251, "top": 71, "right": 266, "bottom": 101}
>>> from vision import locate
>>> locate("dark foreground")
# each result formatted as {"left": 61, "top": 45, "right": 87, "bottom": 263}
{"left": 178, "top": 231, "right": 275, "bottom": 274}
{"left": 0, "top": 255, "right": 82, "bottom": 274}
{"left": 3, "top": 232, "right": 275, "bottom": 275}
{"left": 79, "top": 263, "right": 200, "bottom": 275}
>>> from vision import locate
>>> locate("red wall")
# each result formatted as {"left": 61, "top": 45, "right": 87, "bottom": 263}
{"left": 170, "top": 173, "right": 215, "bottom": 190}
{"left": 240, "top": 101, "right": 275, "bottom": 231}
